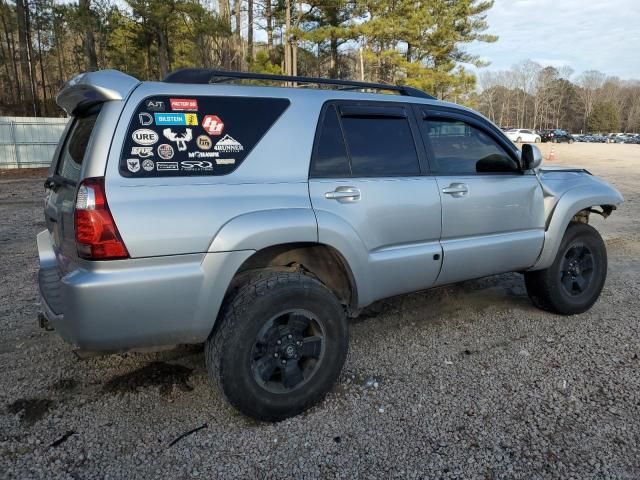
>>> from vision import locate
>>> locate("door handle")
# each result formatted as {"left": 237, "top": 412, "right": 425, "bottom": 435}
{"left": 325, "top": 186, "right": 361, "bottom": 202}
{"left": 442, "top": 183, "right": 469, "bottom": 197}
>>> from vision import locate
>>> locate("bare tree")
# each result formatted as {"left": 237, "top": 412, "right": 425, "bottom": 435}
{"left": 577, "top": 70, "right": 606, "bottom": 131}
{"left": 15, "top": 0, "right": 35, "bottom": 115}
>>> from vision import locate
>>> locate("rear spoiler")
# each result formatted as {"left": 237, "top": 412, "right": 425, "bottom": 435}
{"left": 56, "top": 70, "right": 140, "bottom": 115}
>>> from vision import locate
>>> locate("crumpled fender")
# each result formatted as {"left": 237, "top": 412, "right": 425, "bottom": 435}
{"left": 529, "top": 182, "right": 623, "bottom": 270}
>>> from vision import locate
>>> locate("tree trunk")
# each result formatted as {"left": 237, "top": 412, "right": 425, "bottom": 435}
{"left": 15, "top": 0, "right": 35, "bottom": 115}
{"left": 156, "top": 27, "right": 169, "bottom": 79}
{"left": 247, "top": 0, "right": 253, "bottom": 61}
{"left": 264, "top": 0, "right": 273, "bottom": 54}
{"left": 219, "top": 0, "right": 232, "bottom": 69}
{"left": 284, "top": 0, "right": 291, "bottom": 75}
{"left": 329, "top": 37, "right": 338, "bottom": 78}
{"left": 79, "top": 0, "right": 98, "bottom": 71}
{"left": 0, "top": 3, "right": 17, "bottom": 101}
{"left": 234, "top": 0, "right": 242, "bottom": 69}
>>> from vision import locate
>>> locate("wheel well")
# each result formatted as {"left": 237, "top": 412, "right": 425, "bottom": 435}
{"left": 571, "top": 205, "right": 616, "bottom": 224}
{"left": 228, "top": 243, "right": 357, "bottom": 311}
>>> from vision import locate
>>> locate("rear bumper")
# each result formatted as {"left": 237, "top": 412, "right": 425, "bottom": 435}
{"left": 36, "top": 230, "right": 253, "bottom": 351}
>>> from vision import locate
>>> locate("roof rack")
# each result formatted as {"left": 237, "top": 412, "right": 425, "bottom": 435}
{"left": 163, "top": 68, "right": 435, "bottom": 100}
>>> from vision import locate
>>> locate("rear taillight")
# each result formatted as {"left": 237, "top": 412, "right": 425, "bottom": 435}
{"left": 74, "top": 177, "right": 129, "bottom": 260}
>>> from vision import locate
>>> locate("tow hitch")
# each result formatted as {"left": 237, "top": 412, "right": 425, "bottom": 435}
{"left": 38, "top": 312, "right": 54, "bottom": 331}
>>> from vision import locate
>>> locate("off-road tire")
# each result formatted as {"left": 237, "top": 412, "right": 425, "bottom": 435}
{"left": 525, "top": 222, "right": 607, "bottom": 315}
{"left": 205, "top": 271, "right": 349, "bottom": 421}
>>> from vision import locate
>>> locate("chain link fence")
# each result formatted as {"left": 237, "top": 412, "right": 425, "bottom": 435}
{"left": 0, "top": 117, "right": 69, "bottom": 169}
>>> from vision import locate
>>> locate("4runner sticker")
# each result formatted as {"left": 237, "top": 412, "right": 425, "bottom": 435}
{"left": 132, "top": 129, "right": 159, "bottom": 145}
{"left": 214, "top": 135, "right": 243, "bottom": 153}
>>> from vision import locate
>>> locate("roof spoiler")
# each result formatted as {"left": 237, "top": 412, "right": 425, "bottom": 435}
{"left": 56, "top": 70, "right": 140, "bottom": 115}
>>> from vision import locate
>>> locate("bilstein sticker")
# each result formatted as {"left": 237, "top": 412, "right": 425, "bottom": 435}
{"left": 131, "top": 146, "right": 153, "bottom": 158}
{"left": 132, "top": 129, "right": 159, "bottom": 146}
{"left": 170, "top": 98, "right": 198, "bottom": 111}
{"left": 214, "top": 134, "right": 243, "bottom": 153}
{"left": 155, "top": 113, "right": 198, "bottom": 126}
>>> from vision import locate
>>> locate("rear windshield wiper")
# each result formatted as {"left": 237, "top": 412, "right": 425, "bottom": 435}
{"left": 44, "top": 174, "right": 76, "bottom": 191}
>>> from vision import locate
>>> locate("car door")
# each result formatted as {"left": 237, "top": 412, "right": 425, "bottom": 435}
{"left": 308, "top": 102, "right": 443, "bottom": 306}
{"left": 415, "top": 107, "right": 545, "bottom": 286}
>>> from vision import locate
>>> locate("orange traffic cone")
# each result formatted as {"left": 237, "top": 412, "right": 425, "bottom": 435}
{"left": 548, "top": 146, "right": 555, "bottom": 161}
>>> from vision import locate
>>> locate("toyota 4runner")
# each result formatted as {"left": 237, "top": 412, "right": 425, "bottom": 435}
{"left": 37, "top": 69, "right": 623, "bottom": 421}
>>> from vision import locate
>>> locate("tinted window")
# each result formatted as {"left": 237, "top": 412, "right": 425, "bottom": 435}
{"left": 121, "top": 96, "right": 289, "bottom": 177}
{"left": 310, "top": 106, "right": 350, "bottom": 177}
{"left": 56, "top": 112, "right": 100, "bottom": 182}
{"left": 341, "top": 115, "right": 419, "bottom": 177}
{"left": 424, "top": 118, "right": 518, "bottom": 174}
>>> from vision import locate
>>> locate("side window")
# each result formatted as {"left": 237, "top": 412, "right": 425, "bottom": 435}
{"left": 309, "top": 106, "right": 350, "bottom": 178}
{"left": 340, "top": 113, "right": 420, "bottom": 177}
{"left": 423, "top": 118, "right": 519, "bottom": 174}
{"left": 121, "top": 96, "right": 289, "bottom": 177}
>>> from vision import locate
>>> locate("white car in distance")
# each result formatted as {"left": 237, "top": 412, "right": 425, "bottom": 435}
{"left": 505, "top": 129, "right": 541, "bottom": 143}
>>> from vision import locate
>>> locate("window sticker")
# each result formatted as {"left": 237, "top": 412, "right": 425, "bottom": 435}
{"left": 120, "top": 95, "right": 289, "bottom": 177}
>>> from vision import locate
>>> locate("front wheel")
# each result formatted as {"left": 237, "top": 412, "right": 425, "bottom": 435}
{"left": 524, "top": 223, "right": 607, "bottom": 315}
{"left": 516, "top": 137, "right": 522, "bottom": 143}
{"left": 535, "top": 137, "right": 541, "bottom": 143}
{"left": 206, "top": 271, "right": 349, "bottom": 421}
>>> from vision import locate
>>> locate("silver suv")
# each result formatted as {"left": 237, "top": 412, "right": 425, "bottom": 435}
{"left": 38, "top": 69, "right": 623, "bottom": 420}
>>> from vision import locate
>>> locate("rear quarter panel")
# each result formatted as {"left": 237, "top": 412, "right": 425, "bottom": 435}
{"left": 104, "top": 84, "right": 323, "bottom": 257}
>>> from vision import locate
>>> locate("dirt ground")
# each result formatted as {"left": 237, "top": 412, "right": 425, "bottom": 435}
{"left": 0, "top": 143, "right": 639, "bottom": 479}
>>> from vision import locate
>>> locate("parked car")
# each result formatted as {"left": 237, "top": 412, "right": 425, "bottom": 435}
{"left": 38, "top": 69, "right": 623, "bottom": 421}
{"left": 504, "top": 128, "right": 541, "bottom": 143}
{"left": 541, "top": 129, "right": 574, "bottom": 143}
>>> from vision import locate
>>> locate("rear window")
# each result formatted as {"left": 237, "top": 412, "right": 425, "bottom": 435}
{"left": 56, "top": 111, "right": 100, "bottom": 182}
{"left": 120, "top": 96, "right": 289, "bottom": 177}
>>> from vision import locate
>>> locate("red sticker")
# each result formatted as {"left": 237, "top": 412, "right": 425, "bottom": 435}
{"left": 202, "top": 115, "right": 224, "bottom": 136}
{"left": 170, "top": 98, "right": 198, "bottom": 111}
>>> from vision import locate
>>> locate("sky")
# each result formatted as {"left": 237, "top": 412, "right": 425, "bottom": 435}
{"left": 465, "top": 0, "right": 640, "bottom": 80}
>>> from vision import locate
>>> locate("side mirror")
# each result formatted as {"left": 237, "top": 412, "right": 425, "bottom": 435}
{"left": 521, "top": 143, "right": 543, "bottom": 170}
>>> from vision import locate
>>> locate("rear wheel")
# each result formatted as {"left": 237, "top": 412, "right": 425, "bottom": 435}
{"left": 516, "top": 136, "right": 522, "bottom": 143}
{"left": 525, "top": 223, "right": 607, "bottom": 315}
{"left": 535, "top": 137, "right": 541, "bottom": 143}
{"left": 206, "top": 271, "right": 349, "bottom": 421}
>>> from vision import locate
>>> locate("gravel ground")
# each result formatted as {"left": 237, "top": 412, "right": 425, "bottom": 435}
{"left": 1, "top": 144, "right": 639, "bottom": 479}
